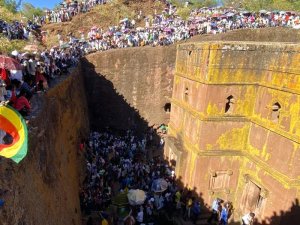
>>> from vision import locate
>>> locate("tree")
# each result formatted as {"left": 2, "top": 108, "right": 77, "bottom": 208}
{"left": 0, "top": 0, "right": 22, "bottom": 13}
{"left": 21, "top": 2, "right": 44, "bottom": 19}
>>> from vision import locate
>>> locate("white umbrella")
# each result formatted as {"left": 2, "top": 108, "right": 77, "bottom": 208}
{"left": 259, "top": 10, "right": 267, "bottom": 14}
{"left": 127, "top": 189, "right": 146, "bottom": 205}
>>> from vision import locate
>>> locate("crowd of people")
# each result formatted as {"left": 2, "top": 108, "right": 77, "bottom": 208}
{"left": 79, "top": 128, "right": 256, "bottom": 225}
{"left": 2, "top": 0, "right": 300, "bottom": 44}
{"left": 0, "top": 46, "right": 84, "bottom": 118}
{"left": 0, "top": 0, "right": 108, "bottom": 41}
{"left": 80, "top": 128, "right": 201, "bottom": 225}
{"left": 40, "top": 0, "right": 108, "bottom": 24}
{"left": 0, "top": 19, "right": 41, "bottom": 40}
{"left": 2, "top": 0, "right": 300, "bottom": 52}
{"left": 59, "top": 2, "right": 300, "bottom": 52}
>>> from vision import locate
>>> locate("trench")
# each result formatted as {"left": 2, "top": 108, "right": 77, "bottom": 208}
{"left": 79, "top": 46, "right": 177, "bottom": 224}
{"left": 0, "top": 45, "right": 176, "bottom": 225}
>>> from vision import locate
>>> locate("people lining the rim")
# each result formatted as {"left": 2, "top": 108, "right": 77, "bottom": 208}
{"left": 58, "top": 3, "right": 300, "bottom": 52}
{"left": 0, "top": 48, "right": 81, "bottom": 118}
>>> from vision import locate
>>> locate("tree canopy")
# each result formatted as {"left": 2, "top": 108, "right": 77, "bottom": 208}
{"left": 21, "top": 2, "right": 44, "bottom": 19}
{"left": 0, "top": 0, "right": 22, "bottom": 13}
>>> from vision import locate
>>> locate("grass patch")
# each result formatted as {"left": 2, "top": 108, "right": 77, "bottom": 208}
{"left": 0, "top": 37, "right": 27, "bottom": 54}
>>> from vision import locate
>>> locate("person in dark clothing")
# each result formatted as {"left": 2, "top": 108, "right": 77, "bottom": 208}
{"left": 207, "top": 198, "right": 222, "bottom": 224}
{"left": 191, "top": 200, "right": 201, "bottom": 224}
{"left": 86, "top": 217, "right": 93, "bottom": 225}
{"left": 11, "top": 79, "right": 33, "bottom": 100}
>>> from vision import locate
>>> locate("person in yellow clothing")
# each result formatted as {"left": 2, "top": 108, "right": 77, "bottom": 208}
{"left": 183, "top": 192, "right": 193, "bottom": 221}
{"left": 175, "top": 189, "right": 183, "bottom": 213}
{"left": 100, "top": 211, "right": 109, "bottom": 225}
{"left": 175, "top": 190, "right": 181, "bottom": 203}
{"left": 101, "top": 218, "right": 108, "bottom": 225}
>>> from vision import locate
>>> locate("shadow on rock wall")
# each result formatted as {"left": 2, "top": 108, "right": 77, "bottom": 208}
{"left": 82, "top": 46, "right": 175, "bottom": 130}
{"left": 82, "top": 58, "right": 150, "bottom": 132}
{"left": 258, "top": 199, "right": 300, "bottom": 225}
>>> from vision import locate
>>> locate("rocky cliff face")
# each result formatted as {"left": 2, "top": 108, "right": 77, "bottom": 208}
{"left": 0, "top": 66, "right": 89, "bottom": 225}
{"left": 82, "top": 45, "right": 176, "bottom": 131}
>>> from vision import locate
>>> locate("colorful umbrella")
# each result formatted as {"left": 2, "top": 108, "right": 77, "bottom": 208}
{"left": 0, "top": 105, "right": 28, "bottom": 163}
{"left": 0, "top": 56, "right": 22, "bottom": 70}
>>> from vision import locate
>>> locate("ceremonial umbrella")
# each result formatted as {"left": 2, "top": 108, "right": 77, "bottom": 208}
{"left": 127, "top": 189, "right": 146, "bottom": 206}
{"left": 151, "top": 178, "right": 168, "bottom": 193}
{"left": 0, "top": 55, "right": 22, "bottom": 70}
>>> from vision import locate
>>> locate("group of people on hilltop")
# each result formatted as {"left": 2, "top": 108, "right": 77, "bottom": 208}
{"left": 36, "top": 0, "right": 108, "bottom": 25}
{"left": 58, "top": 1, "right": 300, "bottom": 53}
{"left": 0, "top": 0, "right": 108, "bottom": 41}
{"left": 2, "top": 0, "right": 300, "bottom": 44}
{"left": 0, "top": 47, "right": 83, "bottom": 118}
{"left": 2, "top": 0, "right": 300, "bottom": 57}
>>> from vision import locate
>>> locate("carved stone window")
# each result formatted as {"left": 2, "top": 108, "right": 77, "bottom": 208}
{"left": 184, "top": 87, "right": 189, "bottom": 101}
{"left": 225, "top": 95, "right": 235, "bottom": 114}
{"left": 271, "top": 102, "right": 281, "bottom": 123}
{"left": 164, "top": 103, "right": 171, "bottom": 113}
{"left": 209, "top": 170, "right": 232, "bottom": 191}
{"left": 241, "top": 175, "right": 268, "bottom": 215}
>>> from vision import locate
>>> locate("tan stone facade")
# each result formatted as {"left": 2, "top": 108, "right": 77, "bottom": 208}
{"left": 165, "top": 42, "right": 300, "bottom": 224}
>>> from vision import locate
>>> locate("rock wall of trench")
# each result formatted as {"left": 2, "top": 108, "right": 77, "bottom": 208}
{"left": 0, "top": 66, "right": 89, "bottom": 225}
{"left": 82, "top": 45, "right": 176, "bottom": 131}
